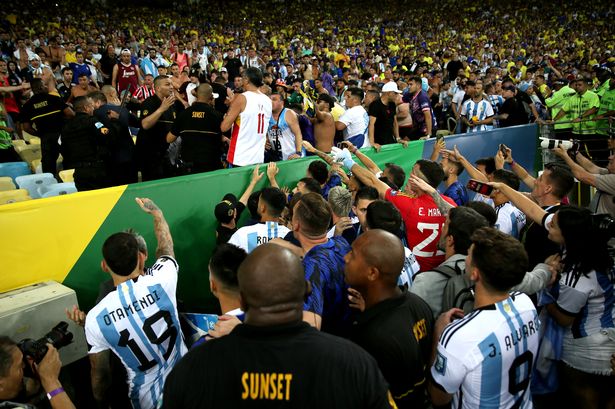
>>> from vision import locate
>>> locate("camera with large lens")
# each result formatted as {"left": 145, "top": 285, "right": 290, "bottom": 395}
{"left": 18, "top": 321, "right": 74, "bottom": 364}
{"left": 592, "top": 213, "right": 615, "bottom": 239}
{"left": 539, "top": 137, "right": 580, "bottom": 157}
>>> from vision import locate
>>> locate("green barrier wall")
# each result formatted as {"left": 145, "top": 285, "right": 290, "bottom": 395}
{"left": 2, "top": 124, "right": 539, "bottom": 313}
{"left": 63, "top": 141, "right": 425, "bottom": 312}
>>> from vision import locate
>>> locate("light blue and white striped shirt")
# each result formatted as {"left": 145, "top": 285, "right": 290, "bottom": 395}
{"left": 85, "top": 256, "right": 187, "bottom": 409}
{"left": 228, "top": 221, "right": 291, "bottom": 253}
{"left": 461, "top": 98, "right": 495, "bottom": 133}
{"left": 431, "top": 293, "right": 540, "bottom": 409}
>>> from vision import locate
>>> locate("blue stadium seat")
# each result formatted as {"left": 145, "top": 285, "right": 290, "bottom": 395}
{"left": 15, "top": 173, "right": 58, "bottom": 199}
{"left": 0, "top": 162, "right": 31, "bottom": 182}
{"left": 39, "top": 182, "right": 78, "bottom": 198}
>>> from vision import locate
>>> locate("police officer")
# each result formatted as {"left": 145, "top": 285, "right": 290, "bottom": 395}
{"left": 21, "top": 78, "right": 74, "bottom": 175}
{"left": 60, "top": 96, "right": 112, "bottom": 191}
{"left": 166, "top": 83, "right": 224, "bottom": 174}
{"left": 90, "top": 91, "right": 139, "bottom": 185}
{"left": 137, "top": 75, "right": 184, "bottom": 181}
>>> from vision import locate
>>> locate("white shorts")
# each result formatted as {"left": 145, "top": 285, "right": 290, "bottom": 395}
{"left": 562, "top": 328, "right": 615, "bottom": 376}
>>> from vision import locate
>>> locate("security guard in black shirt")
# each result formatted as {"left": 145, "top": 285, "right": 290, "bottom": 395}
{"left": 137, "top": 76, "right": 184, "bottom": 181}
{"left": 90, "top": 91, "right": 139, "bottom": 185}
{"left": 166, "top": 83, "right": 224, "bottom": 174}
{"left": 21, "top": 79, "right": 74, "bottom": 175}
{"left": 60, "top": 96, "right": 112, "bottom": 191}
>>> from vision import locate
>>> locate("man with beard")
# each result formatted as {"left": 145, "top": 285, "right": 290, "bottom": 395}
{"left": 460, "top": 82, "right": 494, "bottom": 133}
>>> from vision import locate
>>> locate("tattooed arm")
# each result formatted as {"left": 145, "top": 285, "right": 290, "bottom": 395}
{"left": 135, "top": 198, "right": 175, "bottom": 258}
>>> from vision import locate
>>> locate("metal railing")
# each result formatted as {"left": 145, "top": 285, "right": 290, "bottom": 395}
{"left": 538, "top": 117, "right": 614, "bottom": 207}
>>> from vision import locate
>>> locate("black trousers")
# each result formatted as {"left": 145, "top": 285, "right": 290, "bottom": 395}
{"left": 74, "top": 165, "right": 111, "bottom": 191}
{"left": 41, "top": 132, "right": 61, "bottom": 175}
{"left": 0, "top": 146, "right": 21, "bottom": 163}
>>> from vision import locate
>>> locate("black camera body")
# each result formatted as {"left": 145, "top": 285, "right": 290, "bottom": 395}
{"left": 18, "top": 321, "right": 74, "bottom": 364}
{"left": 592, "top": 214, "right": 615, "bottom": 239}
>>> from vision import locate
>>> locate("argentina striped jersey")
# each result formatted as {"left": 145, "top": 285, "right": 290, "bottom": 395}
{"left": 431, "top": 293, "right": 540, "bottom": 409}
{"left": 85, "top": 256, "right": 187, "bottom": 409}
{"left": 228, "top": 221, "right": 291, "bottom": 253}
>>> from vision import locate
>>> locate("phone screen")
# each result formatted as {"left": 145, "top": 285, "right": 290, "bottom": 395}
{"left": 467, "top": 179, "right": 494, "bottom": 196}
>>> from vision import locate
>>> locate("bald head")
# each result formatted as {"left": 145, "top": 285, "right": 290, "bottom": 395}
{"left": 238, "top": 244, "right": 306, "bottom": 315}
{"left": 196, "top": 83, "right": 216, "bottom": 102}
{"left": 353, "top": 230, "right": 404, "bottom": 286}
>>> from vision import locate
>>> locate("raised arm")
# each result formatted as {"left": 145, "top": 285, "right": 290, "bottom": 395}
{"left": 328, "top": 144, "right": 389, "bottom": 197}
{"left": 430, "top": 139, "right": 445, "bottom": 162}
{"left": 239, "top": 165, "right": 265, "bottom": 205}
{"left": 552, "top": 146, "right": 597, "bottom": 187}
{"left": 303, "top": 141, "right": 335, "bottom": 166}
{"left": 135, "top": 198, "right": 174, "bottom": 258}
{"left": 0, "top": 82, "right": 29, "bottom": 93}
{"left": 409, "top": 174, "right": 455, "bottom": 215}
{"left": 340, "top": 140, "right": 381, "bottom": 174}
{"left": 574, "top": 151, "right": 606, "bottom": 175}
{"left": 266, "top": 162, "right": 280, "bottom": 188}
{"left": 349, "top": 162, "right": 390, "bottom": 198}
{"left": 487, "top": 182, "right": 547, "bottom": 224}
{"left": 444, "top": 145, "right": 489, "bottom": 182}
{"left": 498, "top": 145, "right": 536, "bottom": 189}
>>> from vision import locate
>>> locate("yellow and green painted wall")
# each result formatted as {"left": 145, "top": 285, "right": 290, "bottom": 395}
{"left": 0, "top": 125, "right": 539, "bottom": 312}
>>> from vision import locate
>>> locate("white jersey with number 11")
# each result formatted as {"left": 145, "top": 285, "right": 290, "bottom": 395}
{"left": 227, "top": 90, "right": 273, "bottom": 166}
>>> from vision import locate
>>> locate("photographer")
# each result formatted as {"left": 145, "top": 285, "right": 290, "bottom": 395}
{"left": 552, "top": 146, "right": 615, "bottom": 217}
{"left": 0, "top": 337, "right": 75, "bottom": 409}
{"left": 487, "top": 181, "right": 615, "bottom": 409}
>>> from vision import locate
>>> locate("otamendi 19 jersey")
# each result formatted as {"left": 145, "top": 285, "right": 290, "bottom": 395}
{"left": 85, "top": 256, "right": 188, "bottom": 409}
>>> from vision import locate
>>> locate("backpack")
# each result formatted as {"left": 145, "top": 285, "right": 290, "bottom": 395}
{"left": 430, "top": 261, "right": 476, "bottom": 315}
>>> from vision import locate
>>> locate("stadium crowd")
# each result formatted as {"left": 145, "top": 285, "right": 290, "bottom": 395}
{"left": 0, "top": 0, "right": 615, "bottom": 408}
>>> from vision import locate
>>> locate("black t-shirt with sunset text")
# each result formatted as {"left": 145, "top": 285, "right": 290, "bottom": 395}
{"left": 351, "top": 291, "right": 434, "bottom": 409}
{"left": 137, "top": 95, "right": 184, "bottom": 159}
{"left": 171, "top": 102, "right": 223, "bottom": 170}
{"left": 162, "top": 321, "right": 395, "bottom": 409}
{"left": 21, "top": 93, "right": 67, "bottom": 134}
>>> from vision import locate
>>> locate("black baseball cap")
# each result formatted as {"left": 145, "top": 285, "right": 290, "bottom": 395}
{"left": 214, "top": 194, "right": 238, "bottom": 223}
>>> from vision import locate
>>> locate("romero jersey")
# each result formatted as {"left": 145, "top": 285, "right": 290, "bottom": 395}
{"left": 385, "top": 188, "right": 456, "bottom": 272}
{"left": 227, "top": 91, "right": 272, "bottom": 166}
{"left": 431, "top": 293, "right": 540, "bottom": 409}
{"left": 494, "top": 202, "right": 526, "bottom": 239}
{"left": 85, "top": 256, "right": 187, "bottom": 409}
{"left": 228, "top": 221, "right": 290, "bottom": 253}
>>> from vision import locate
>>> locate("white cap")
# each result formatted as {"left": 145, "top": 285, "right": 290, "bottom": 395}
{"left": 381, "top": 81, "right": 402, "bottom": 94}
